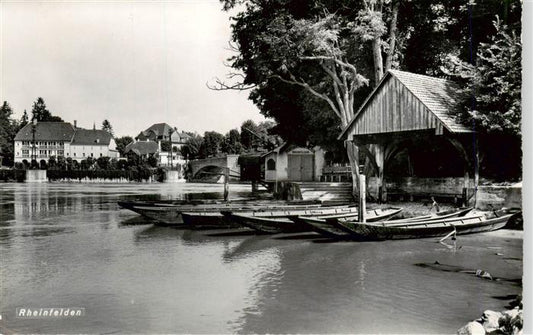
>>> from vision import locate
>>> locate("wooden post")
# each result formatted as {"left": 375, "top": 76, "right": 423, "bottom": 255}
{"left": 375, "top": 143, "right": 385, "bottom": 203}
{"left": 358, "top": 165, "right": 366, "bottom": 223}
{"left": 251, "top": 180, "right": 258, "bottom": 193}
{"left": 473, "top": 137, "right": 479, "bottom": 208}
{"left": 463, "top": 169, "right": 470, "bottom": 207}
{"left": 223, "top": 167, "right": 229, "bottom": 201}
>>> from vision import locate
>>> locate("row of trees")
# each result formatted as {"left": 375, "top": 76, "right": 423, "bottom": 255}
{"left": 180, "top": 119, "right": 281, "bottom": 160}
{"left": 214, "top": 0, "right": 521, "bottom": 181}
{"left": 1, "top": 96, "right": 274, "bottom": 168}
{"left": 15, "top": 154, "right": 159, "bottom": 171}
{"left": 111, "top": 119, "right": 281, "bottom": 161}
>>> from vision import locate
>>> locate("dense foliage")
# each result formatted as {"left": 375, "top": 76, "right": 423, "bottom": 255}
{"left": 0, "top": 101, "right": 18, "bottom": 166}
{"left": 31, "top": 97, "right": 63, "bottom": 122}
{"left": 218, "top": 0, "right": 522, "bottom": 180}
{"left": 101, "top": 119, "right": 114, "bottom": 136}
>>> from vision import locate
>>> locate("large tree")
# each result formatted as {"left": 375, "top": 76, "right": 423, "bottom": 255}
{"left": 0, "top": 101, "right": 18, "bottom": 166}
{"left": 200, "top": 131, "right": 225, "bottom": 157}
{"left": 115, "top": 136, "right": 134, "bottom": 157}
{"left": 31, "top": 97, "right": 63, "bottom": 122}
{"left": 221, "top": 129, "right": 243, "bottom": 154}
{"left": 181, "top": 133, "right": 204, "bottom": 160}
{"left": 443, "top": 17, "right": 522, "bottom": 180}
{"left": 101, "top": 119, "right": 114, "bottom": 136}
{"left": 216, "top": 0, "right": 522, "bottom": 191}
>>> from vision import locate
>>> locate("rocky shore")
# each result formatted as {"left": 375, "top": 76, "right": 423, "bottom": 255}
{"left": 457, "top": 296, "right": 523, "bottom": 335}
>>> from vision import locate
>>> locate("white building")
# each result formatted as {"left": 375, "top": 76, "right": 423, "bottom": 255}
{"left": 14, "top": 122, "right": 118, "bottom": 164}
{"left": 68, "top": 128, "right": 118, "bottom": 161}
{"left": 263, "top": 144, "right": 325, "bottom": 182}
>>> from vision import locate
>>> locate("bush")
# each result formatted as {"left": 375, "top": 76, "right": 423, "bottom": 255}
{"left": 155, "top": 167, "right": 167, "bottom": 182}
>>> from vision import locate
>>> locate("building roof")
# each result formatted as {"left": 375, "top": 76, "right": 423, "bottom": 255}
{"left": 389, "top": 70, "right": 470, "bottom": 133}
{"left": 136, "top": 123, "right": 192, "bottom": 143}
{"left": 339, "top": 70, "right": 472, "bottom": 139}
{"left": 14, "top": 122, "right": 75, "bottom": 141}
{"left": 170, "top": 131, "right": 192, "bottom": 143}
{"left": 124, "top": 141, "right": 159, "bottom": 156}
{"left": 71, "top": 129, "right": 113, "bottom": 146}
{"left": 145, "top": 123, "right": 173, "bottom": 137}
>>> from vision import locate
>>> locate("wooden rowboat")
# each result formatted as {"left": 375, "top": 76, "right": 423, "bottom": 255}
{"left": 121, "top": 202, "right": 346, "bottom": 226}
{"left": 222, "top": 207, "right": 401, "bottom": 234}
{"left": 332, "top": 210, "right": 520, "bottom": 241}
{"left": 179, "top": 204, "right": 354, "bottom": 228}
{"left": 293, "top": 207, "right": 474, "bottom": 239}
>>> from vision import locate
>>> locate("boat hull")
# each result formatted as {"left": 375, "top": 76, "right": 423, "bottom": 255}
{"left": 296, "top": 207, "right": 473, "bottom": 239}
{"left": 226, "top": 207, "right": 402, "bottom": 234}
{"left": 121, "top": 202, "right": 338, "bottom": 226}
{"left": 335, "top": 213, "right": 518, "bottom": 241}
{"left": 181, "top": 212, "right": 240, "bottom": 228}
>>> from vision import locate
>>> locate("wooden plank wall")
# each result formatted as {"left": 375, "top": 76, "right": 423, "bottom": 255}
{"left": 349, "top": 77, "right": 442, "bottom": 137}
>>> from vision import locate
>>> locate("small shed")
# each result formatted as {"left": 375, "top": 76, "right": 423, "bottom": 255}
{"left": 339, "top": 70, "right": 477, "bottom": 202}
{"left": 263, "top": 144, "right": 324, "bottom": 182}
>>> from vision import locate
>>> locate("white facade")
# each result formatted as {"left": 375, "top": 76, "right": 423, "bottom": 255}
{"left": 263, "top": 145, "right": 325, "bottom": 182}
{"left": 66, "top": 139, "right": 118, "bottom": 161}
{"left": 14, "top": 122, "right": 119, "bottom": 164}
{"left": 14, "top": 140, "right": 70, "bottom": 163}
{"left": 14, "top": 139, "right": 119, "bottom": 163}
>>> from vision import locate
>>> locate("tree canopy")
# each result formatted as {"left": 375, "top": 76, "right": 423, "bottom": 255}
{"left": 0, "top": 101, "right": 18, "bottom": 166}
{"left": 216, "top": 0, "right": 522, "bottom": 181}
{"left": 31, "top": 97, "right": 63, "bottom": 122}
{"left": 218, "top": 0, "right": 521, "bottom": 145}
{"left": 102, "top": 119, "right": 114, "bottom": 136}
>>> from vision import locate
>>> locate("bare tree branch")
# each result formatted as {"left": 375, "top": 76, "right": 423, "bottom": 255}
{"left": 206, "top": 77, "right": 256, "bottom": 91}
{"left": 272, "top": 74, "right": 342, "bottom": 119}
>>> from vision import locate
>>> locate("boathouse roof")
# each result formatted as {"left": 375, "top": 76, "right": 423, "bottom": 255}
{"left": 339, "top": 70, "right": 472, "bottom": 141}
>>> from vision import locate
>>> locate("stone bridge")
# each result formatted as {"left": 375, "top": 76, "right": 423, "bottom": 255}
{"left": 189, "top": 154, "right": 240, "bottom": 180}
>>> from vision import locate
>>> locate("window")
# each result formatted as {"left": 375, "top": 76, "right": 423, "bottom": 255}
{"left": 267, "top": 158, "right": 276, "bottom": 170}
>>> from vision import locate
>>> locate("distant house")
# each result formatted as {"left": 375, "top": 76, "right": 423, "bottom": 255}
{"left": 135, "top": 123, "right": 191, "bottom": 153}
{"left": 123, "top": 141, "right": 159, "bottom": 159}
{"left": 263, "top": 143, "right": 325, "bottom": 182}
{"left": 13, "top": 122, "right": 118, "bottom": 164}
{"left": 132, "top": 123, "right": 191, "bottom": 166}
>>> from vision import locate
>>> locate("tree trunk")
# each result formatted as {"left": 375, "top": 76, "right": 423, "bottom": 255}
{"left": 345, "top": 141, "right": 360, "bottom": 198}
{"left": 372, "top": 38, "right": 384, "bottom": 85}
{"left": 385, "top": 0, "right": 400, "bottom": 71}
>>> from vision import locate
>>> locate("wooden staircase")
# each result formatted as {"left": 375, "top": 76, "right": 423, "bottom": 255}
{"left": 297, "top": 182, "right": 354, "bottom": 204}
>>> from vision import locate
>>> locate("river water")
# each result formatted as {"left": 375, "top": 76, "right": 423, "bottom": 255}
{"left": 0, "top": 183, "right": 522, "bottom": 334}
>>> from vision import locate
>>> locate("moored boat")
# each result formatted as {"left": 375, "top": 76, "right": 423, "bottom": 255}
{"left": 223, "top": 207, "right": 401, "bottom": 234}
{"left": 120, "top": 201, "right": 340, "bottom": 226}
{"left": 333, "top": 209, "right": 520, "bottom": 241}
{"left": 294, "top": 207, "right": 474, "bottom": 239}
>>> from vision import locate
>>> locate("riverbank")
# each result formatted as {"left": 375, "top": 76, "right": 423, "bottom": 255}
{"left": 458, "top": 296, "right": 523, "bottom": 334}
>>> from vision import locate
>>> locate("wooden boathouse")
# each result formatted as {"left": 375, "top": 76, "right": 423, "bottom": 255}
{"left": 339, "top": 70, "right": 477, "bottom": 204}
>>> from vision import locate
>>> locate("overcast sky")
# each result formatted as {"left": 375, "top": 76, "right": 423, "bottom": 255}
{"left": 0, "top": 0, "right": 267, "bottom": 137}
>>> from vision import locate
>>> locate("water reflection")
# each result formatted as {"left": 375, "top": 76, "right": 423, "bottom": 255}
{"left": 0, "top": 183, "right": 523, "bottom": 334}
